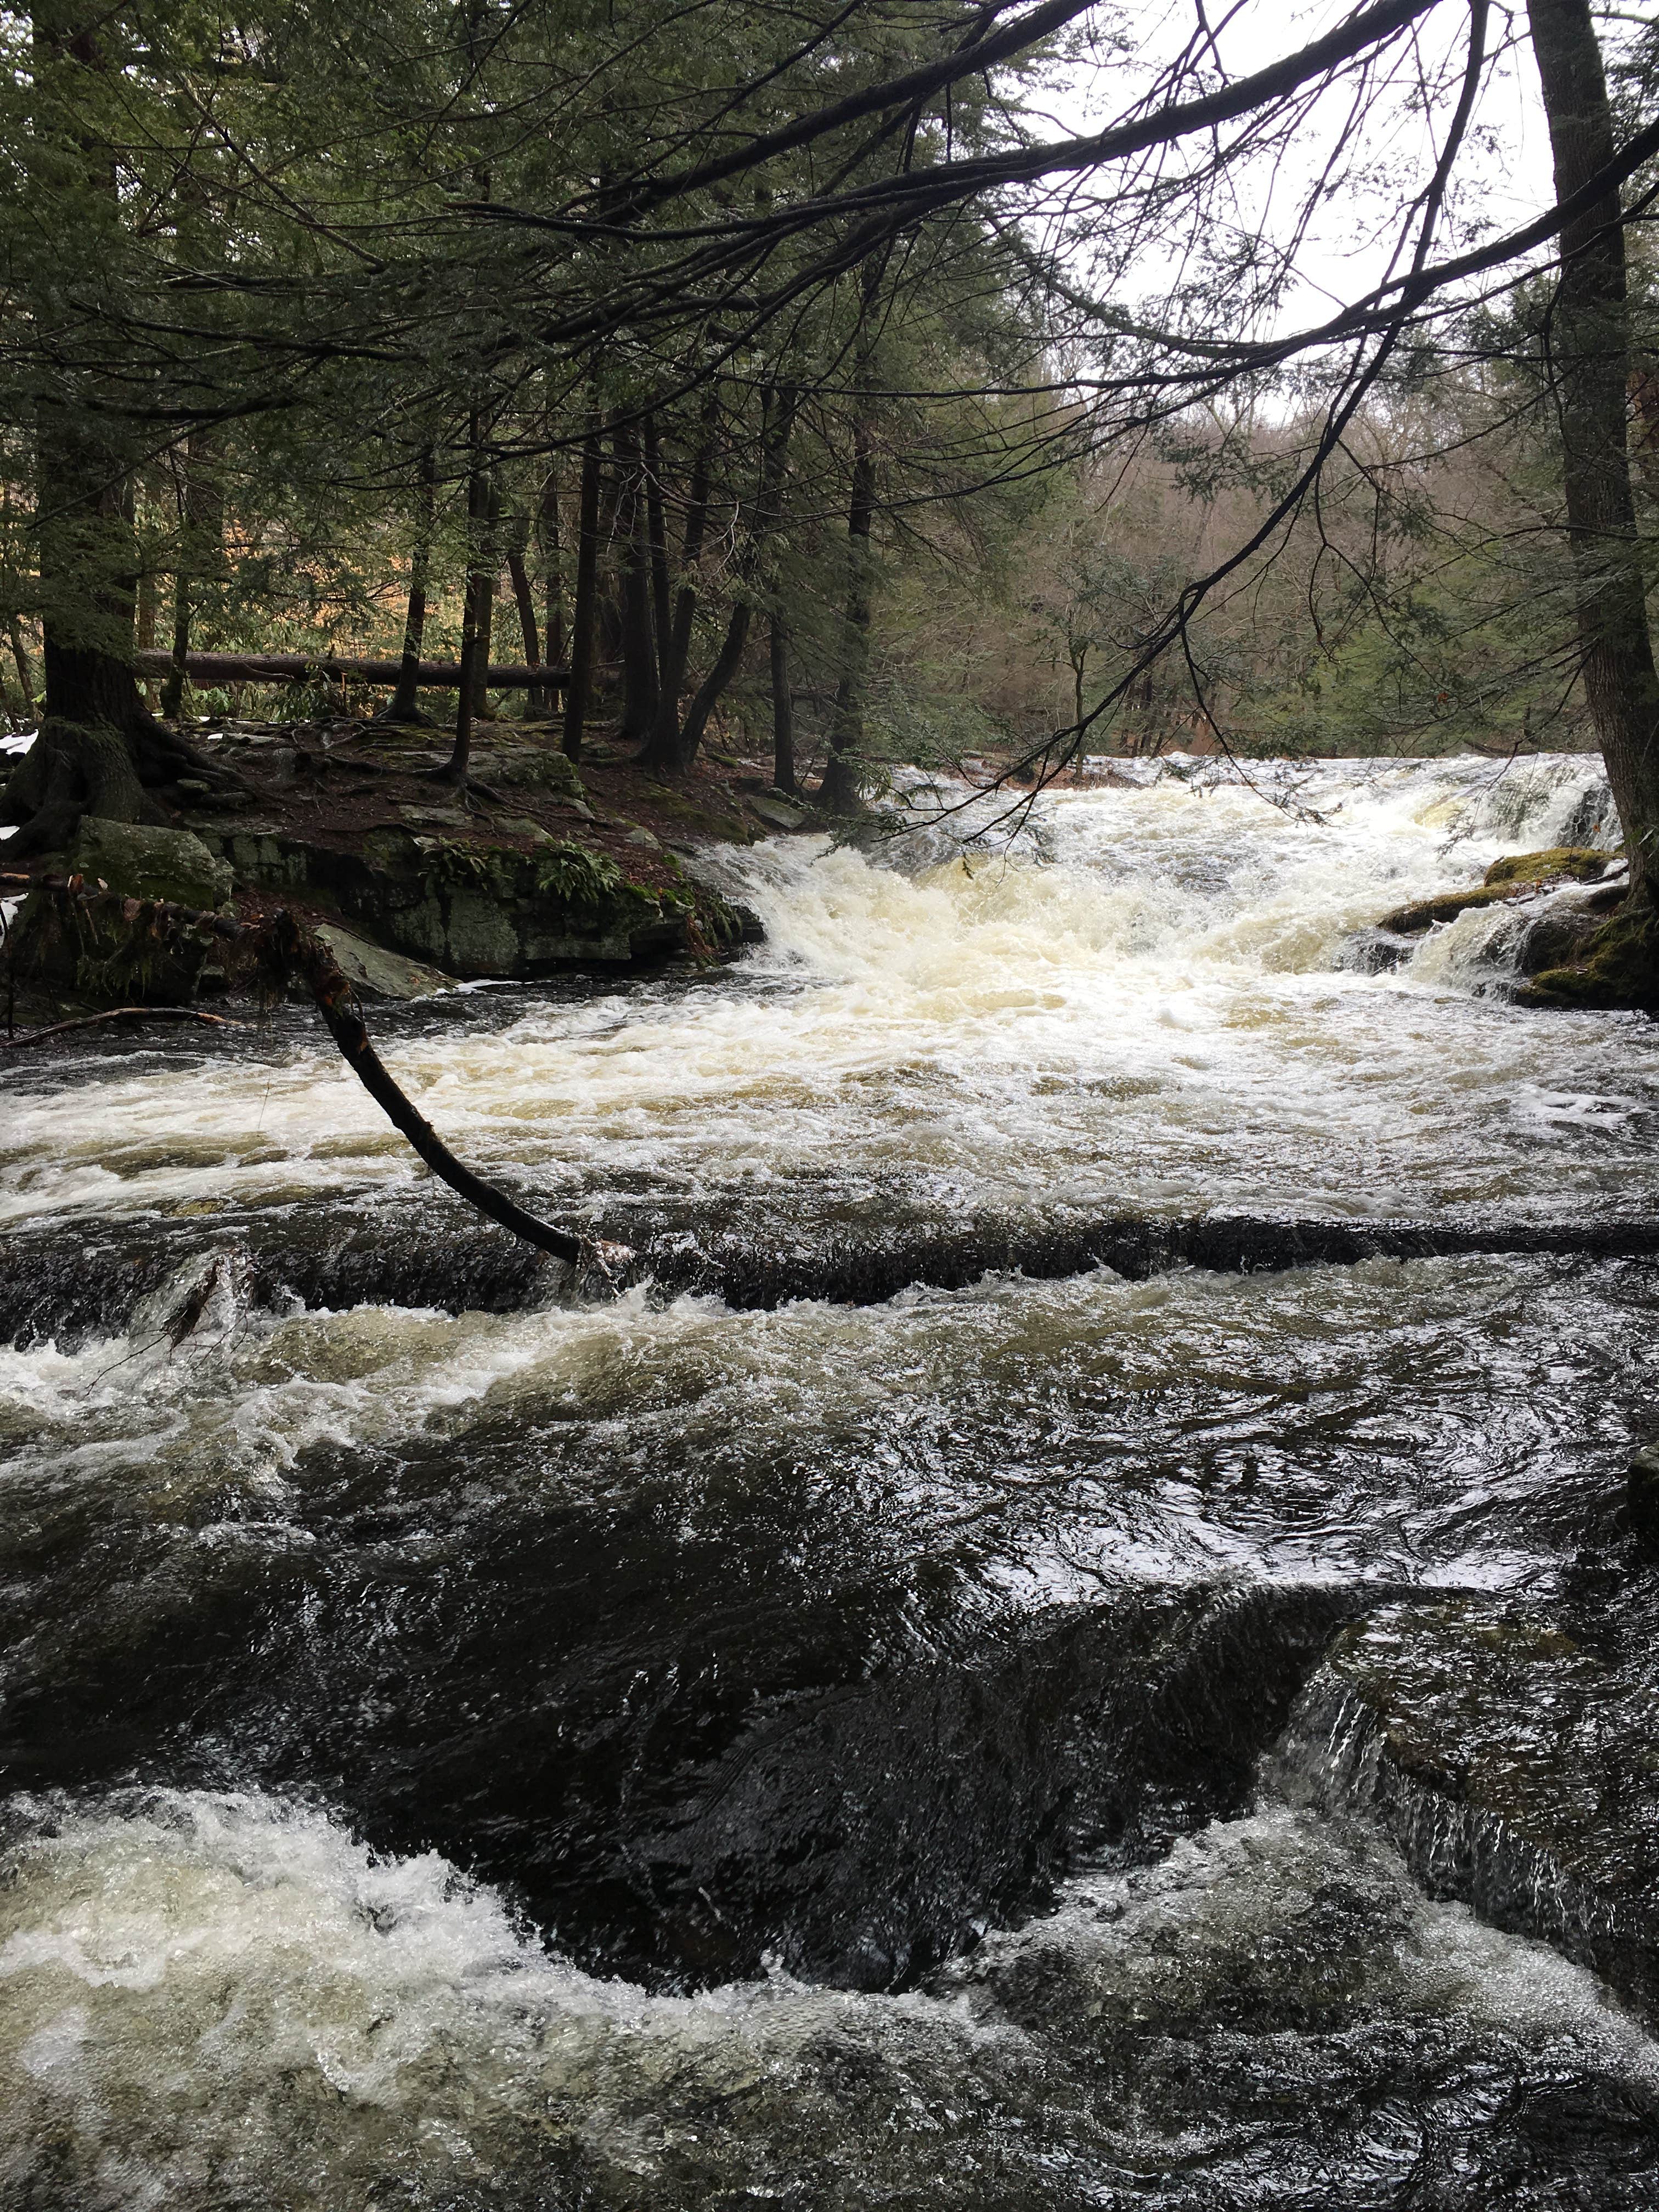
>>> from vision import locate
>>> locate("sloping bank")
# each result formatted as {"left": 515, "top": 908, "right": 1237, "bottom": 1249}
{"left": 3, "top": 810, "right": 763, "bottom": 1014}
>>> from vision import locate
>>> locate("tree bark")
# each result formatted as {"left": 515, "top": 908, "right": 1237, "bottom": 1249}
{"left": 533, "top": 461, "right": 562, "bottom": 718}
{"left": 383, "top": 446, "right": 436, "bottom": 725}
{"left": 679, "top": 603, "right": 752, "bottom": 759}
{"left": 1528, "top": 0, "right": 1659, "bottom": 899}
{"left": 821, "top": 386, "right": 877, "bottom": 813}
{"left": 9, "top": 617, "right": 36, "bottom": 712}
{"left": 614, "top": 428, "right": 661, "bottom": 739}
{"left": 636, "top": 405, "right": 717, "bottom": 770}
{"left": 642, "top": 413, "right": 673, "bottom": 690}
{"left": 562, "top": 416, "right": 603, "bottom": 763}
{"left": 470, "top": 476, "right": 499, "bottom": 724}
{"left": 770, "top": 614, "right": 796, "bottom": 793}
{"left": 438, "top": 424, "right": 490, "bottom": 784}
{"left": 2, "top": 13, "right": 239, "bottom": 852}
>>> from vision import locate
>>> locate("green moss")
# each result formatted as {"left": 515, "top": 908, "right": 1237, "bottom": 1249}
{"left": 1482, "top": 847, "right": 1613, "bottom": 889}
{"left": 1379, "top": 883, "right": 1519, "bottom": 933}
{"left": 1517, "top": 905, "right": 1659, "bottom": 1011}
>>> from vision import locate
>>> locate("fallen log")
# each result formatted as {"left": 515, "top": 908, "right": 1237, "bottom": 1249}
{"left": 133, "top": 649, "right": 570, "bottom": 692}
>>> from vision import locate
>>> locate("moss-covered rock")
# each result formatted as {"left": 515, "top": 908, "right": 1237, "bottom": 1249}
{"left": 1379, "top": 849, "right": 1621, "bottom": 937}
{"left": 1482, "top": 845, "right": 1615, "bottom": 889}
{"left": 194, "top": 820, "right": 758, "bottom": 979}
{"left": 1378, "top": 882, "right": 1518, "bottom": 933}
{"left": 2, "top": 883, "right": 221, "bottom": 1008}
{"left": 1515, "top": 904, "right": 1659, "bottom": 1012}
{"left": 67, "top": 817, "right": 233, "bottom": 910}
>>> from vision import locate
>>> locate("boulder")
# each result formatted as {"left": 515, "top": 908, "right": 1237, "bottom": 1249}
{"left": 311, "top": 922, "right": 456, "bottom": 1001}
{"left": 67, "top": 817, "right": 233, "bottom": 910}
{"left": 193, "top": 820, "right": 760, "bottom": 978}
{"left": 1280, "top": 1591, "right": 1659, "bottom": 2018}
{"left": 1484, "top": 847, "right": 1618, "bottom": 889}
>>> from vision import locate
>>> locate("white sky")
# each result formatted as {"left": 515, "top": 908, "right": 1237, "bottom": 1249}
{"left": 1036, "top": 0, "right": 1566, "bottom": 341}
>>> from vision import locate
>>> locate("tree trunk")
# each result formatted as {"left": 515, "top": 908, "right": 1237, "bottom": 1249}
{"left": 383, "top": 447, "right": 436, "bottom": 725}
{"left": 1, "top": 10, "right": 238, "bottom": 853}
{"left": 770, "top": 614, "right": 796, "bottom": 793}
{"left": 562, "top": 417, "right": 603, "bottom": 763}
{"left": 438, "top": 426, "right": 490, "bottom": 785}
{"left": 504, "top": 532, "right": 542, "bottom": 719}
{"left": 7, "top": 617, "right": 34, "bottom": 712}
{"left": 161, "top": 565, "right": 190, "bottom": 719}
{"left": 534, "top": 464, "right": 562, "bottom": 718}
{"left": 470, "top": 476, "right": 499, "bottom": 724}
{"left": 679, "top": 603, "right": 752, "bottom": 759}
{"left": 1528, "top": 0, "right": 1659, "bottom": 899}
{"left": 642, "top": 413, "right": 673, "bottom": 690}
{"left": 820, "top": 394, "right": 877, "bottom": 814}
{"left": 614, "top": 430, "right": 660, "bottom": 740}
{"left": 636, "top": 405, "right": 717, "bottom": 771}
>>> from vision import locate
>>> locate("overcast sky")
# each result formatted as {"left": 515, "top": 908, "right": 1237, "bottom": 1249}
{"left": 1036, "top": 0, "right": 1561, "bottom": 340}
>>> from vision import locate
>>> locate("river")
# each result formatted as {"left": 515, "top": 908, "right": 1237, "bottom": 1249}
{"left": 4, "top": 751, "right": 1658, "bottom": 2207}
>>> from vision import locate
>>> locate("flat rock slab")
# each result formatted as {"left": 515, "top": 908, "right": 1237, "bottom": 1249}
{"left": 312, "top": 921, "right": 456, "bottom": 1000}
{"left": 749, "top": 795, "right": 809, "bottom": 831}
{"left": 1282, "top": 1591, "right": 1659, "bottom": 2017}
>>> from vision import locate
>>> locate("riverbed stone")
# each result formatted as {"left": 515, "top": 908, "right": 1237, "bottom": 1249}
{"left": 1280, "top": 1592, "right": 1659, "bottom": 2018}
{"left": 67, "top": 817, "right": 233, "bottom": 910}
{"left": 312, "top": 921, "right": 456, "bottom": 1000}
{"left": 749, "top": 794, "right": 808, "bottom": 831}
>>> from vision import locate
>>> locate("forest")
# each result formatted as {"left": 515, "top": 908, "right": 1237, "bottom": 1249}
{"left": 9, "top": 7, "right": 1659, "bottom": 2210}
{"left": 2, "top": 0, "right": 1657, "bottom": 820}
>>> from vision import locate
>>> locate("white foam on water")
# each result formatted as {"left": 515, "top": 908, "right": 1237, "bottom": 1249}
{"left": 0, "top": 1250, "right": 1630, "bottom": 1600}
{"left": 2, "top": 753, "right": 1649, "bottom": 1236}
{"left": 1, "top": 1788, "right": 1650, "bottom": 2209}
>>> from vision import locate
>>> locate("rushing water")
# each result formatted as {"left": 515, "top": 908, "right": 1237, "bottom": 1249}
{"left": 5, "top": 752, "right": 1659, "bottom": 2207}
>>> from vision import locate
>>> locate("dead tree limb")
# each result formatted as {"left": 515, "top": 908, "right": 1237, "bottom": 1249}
{"left": 3, "top": 1005, "right": 245, "bottom": 1049}
{"left": 132, "top": 650, "right": 570, "bottom": 692}
{"left": 5, "top": 878, "right": 629, "bottom": 1274}
{"left": 269, "top": 910, "right": 606, "bottom": 1267}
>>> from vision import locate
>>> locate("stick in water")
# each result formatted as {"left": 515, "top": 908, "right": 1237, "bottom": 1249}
{"left": 3, "top": 1006, "right": 246, "bottom": 1049}
{"left": 271, "top": 911, "right": 631, "bottom": 1274}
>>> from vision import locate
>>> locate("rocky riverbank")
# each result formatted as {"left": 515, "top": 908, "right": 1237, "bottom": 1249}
{"left": 1351, "top": 843, "right": 1658, "bottom": 1008}
{"left": 2, "top": 718, "right": 819, "bottom": 1018}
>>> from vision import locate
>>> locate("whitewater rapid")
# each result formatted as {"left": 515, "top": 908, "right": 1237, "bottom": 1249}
{"left": 4, "top": 751, "right": 1659, "bottom": 2209}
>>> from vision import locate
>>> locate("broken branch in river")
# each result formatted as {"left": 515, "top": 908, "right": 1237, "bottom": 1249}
{"left": 4, "top": 878, "right": 629, "bottom": 1276}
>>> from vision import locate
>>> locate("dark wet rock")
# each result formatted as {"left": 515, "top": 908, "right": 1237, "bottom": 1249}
{"left": 644, "top": 1209, "right": 1659, "bottom": 1311}
{"left": 12, "top": 1197, "right": 1659, "bottom": 1349}
{"left": 1279, "top": 1589, "right": 1659, "bottom": 2019}
{"left": 1334, "top": 924, "right": 1417, "bottom": 974}
{"left": 1627, "top": 1447, "right": 1659, "bottom": 1556}
{"left": 0, "top": 1443, "right": 1367, "bottom": 1995}
{"left": 1516, "top": 904, "right": 1659, "bottom": 1013}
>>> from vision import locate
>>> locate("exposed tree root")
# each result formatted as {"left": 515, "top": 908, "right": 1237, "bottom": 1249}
{"left": 0, "top": 712, "right": 251, "bottom": 859}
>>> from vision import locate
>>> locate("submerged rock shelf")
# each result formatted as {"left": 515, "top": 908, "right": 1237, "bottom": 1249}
{"left": 1282, "top": 1590, "right": 1659, "bottom": 2021}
